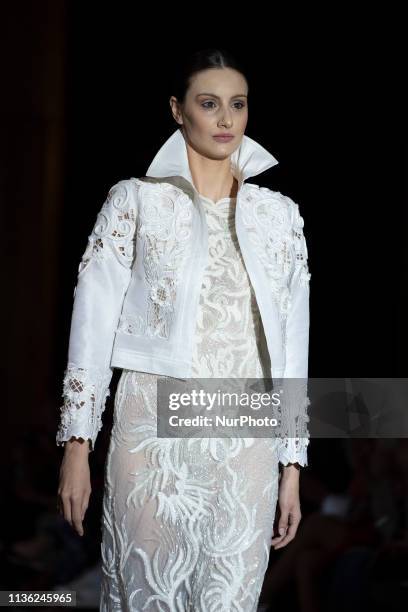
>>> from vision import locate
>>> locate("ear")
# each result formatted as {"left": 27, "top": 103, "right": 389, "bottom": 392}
{"left": 169, "top": 96, "right": 183, "bottom": 125}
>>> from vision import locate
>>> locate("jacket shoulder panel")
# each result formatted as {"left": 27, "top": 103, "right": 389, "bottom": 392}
{"left": 251, "top": 185, "right": 306, "bottom": 231}
{"left": 245, "top": 185, "right": 310, "bottom": 275}
{"left": 107, "top": 177, "right": 141, "bottom": 214}
{"left": 243, "top": 184, "right": 293, "bottom": 228}
{"left": 79, "top": 178, "right": 139, "bottom": 271}
{"left": 130, "top": 177, "right": 187, "bottom": 200}
{"left": 267, "top": 190, "right": 310, "bottom": 278}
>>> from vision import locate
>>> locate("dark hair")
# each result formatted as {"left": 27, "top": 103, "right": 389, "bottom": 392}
{"left": 168, "top": 47, "right": 250, "bottom": 123}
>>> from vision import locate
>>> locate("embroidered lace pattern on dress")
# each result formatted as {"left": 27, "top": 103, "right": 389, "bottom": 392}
{"left": 100, "top": 195, "right": 281, "bottom": 610}
{"left": 190, "top": 194, "right": 268, "bottom": 379}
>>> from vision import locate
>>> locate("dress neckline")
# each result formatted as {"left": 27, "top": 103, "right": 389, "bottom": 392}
{"left": 198, "top": 193, "right": 237, "bottom": 220}
{"left": 198, "top": 194, "right": 237, "bottom": 206}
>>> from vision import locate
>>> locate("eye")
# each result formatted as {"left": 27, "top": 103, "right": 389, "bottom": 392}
{"left": 201, "top": 101, "right": 216, "bottom": 109}
{"left": 201, "top": 101, "right": 246, "bottom": 109}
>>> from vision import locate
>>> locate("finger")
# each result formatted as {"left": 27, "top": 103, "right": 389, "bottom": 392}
{"left": 81, "top": 501, "right": 88, "bottom": 522}
{"left": 273, "top": 530, "right": 294, "bottom": 549}
{"left": 72, "top": 500, "right": 84, "bottom": 536}
{"left": 72, "top": 511, "right": 84, "bottom": 535}
{"left": 274, "top": 516, "right": 301, "bottom": 549}
{"left": 271, "top": 511, "right": 300, "bottom": 546}
{"left": 61, "top": 494, "right": 72, "bottom": 526}
{"left": 271, "top": 531, "right": 289, "bottom": 545}
{"left": 277, "top": 510, "right": 289, "bottom": 538}
{"left": 270, "top": 523, "right": 289, "bottom": 545}
{"left": 270, "top": 533, "right": 285, "bottom": 545}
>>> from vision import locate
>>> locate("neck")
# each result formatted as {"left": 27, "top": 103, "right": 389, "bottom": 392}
{"left": 184, "top": 135, "right": 239, "bottom": 202}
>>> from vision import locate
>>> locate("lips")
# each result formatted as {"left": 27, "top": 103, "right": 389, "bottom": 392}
{"left": 213, "top": 135, "right": 234, "bottom": 142}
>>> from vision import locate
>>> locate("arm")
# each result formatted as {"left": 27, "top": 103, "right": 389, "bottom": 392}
{"left": 56, "top": 179, "right": 138, "bottom": 452}
{"left": 276, "top": 198, "right": 311, "bottom": 468}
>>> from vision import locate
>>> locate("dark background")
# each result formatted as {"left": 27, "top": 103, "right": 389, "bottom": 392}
{"left": 0, "top": 1, "right": 407, "bottom": 605}
{"left": 4, "top": 3, "right": 406, "bottom": 450}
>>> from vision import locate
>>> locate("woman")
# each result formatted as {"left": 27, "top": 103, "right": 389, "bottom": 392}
{"left": 57, "top": 47, "right": 311, "bottom": 611}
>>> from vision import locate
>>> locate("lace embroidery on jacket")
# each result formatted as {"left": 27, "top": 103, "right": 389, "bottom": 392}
{"left": 239, "top": 186, "right": 311, "bottom": 343}
{"left": 131, "top": 183, "right": 193, "bottom": 339}
{"left": 78, "top": 181, "right": 137, "bottom": 275}
{"left": 56, "top": 363, "right": 113, "bottom": 451}
{"left": 292, "top": 200, "right": 312, "bottom": 287}
{"left": 239, "top": 186, "right": 311, "bottom": 466}
{"left": 56, "top": 180, "right": 140, "bottom": 451}
{"left": 274, "top": 377, "right": 311, "bottom": 466}
{"left": 117, "top": 312, "right": 146, "bottom": 336}
{"left": 240, "top": 186, "right": 294, "bottom": 337}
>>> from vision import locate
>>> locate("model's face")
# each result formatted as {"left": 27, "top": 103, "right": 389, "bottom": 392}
{"left": 169, "top": 67, "right": 248, "bottom": 160}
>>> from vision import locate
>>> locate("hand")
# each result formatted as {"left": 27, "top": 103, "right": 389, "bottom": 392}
{"left": 271, "top": 465, "right": 302, "bottom": 550}
{"left": 57, "top": 439, "right": 91, "bottom": 537}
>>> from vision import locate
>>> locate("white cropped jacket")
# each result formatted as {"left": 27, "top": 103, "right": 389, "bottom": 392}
{"left": 56, "top": 128, "right": 312, "bottom": 466}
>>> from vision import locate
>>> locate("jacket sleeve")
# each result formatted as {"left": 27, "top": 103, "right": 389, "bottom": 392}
{"left": 56, "top": 179, "right": 138, "bottom": 452}
{"left": 276, "top": 198, "right": 311, "bottom": 467}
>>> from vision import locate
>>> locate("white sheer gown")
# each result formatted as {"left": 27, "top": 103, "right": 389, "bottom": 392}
{"left": 99, "top": 194, "right": 281, "bottom": 611}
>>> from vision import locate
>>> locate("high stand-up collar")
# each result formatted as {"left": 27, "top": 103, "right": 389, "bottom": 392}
{"left": 145, "top": 127, "right": 279, "bottom": 194}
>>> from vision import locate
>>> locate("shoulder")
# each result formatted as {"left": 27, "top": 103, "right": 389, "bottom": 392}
{"left": 119, "top": 177, "right": 194, "bottom": 207}
{"left": 105, "top": 177, "right": 138, "bottom": 197}
{"left": 102, "top": 177, "right": 145, "bottom": 213}
{"left": 244, "top": 183, "right": 303, "bottom": 228}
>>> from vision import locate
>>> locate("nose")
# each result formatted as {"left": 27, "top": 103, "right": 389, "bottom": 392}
{"left": 219, "top": 112, "right": 232, "bottom": 127}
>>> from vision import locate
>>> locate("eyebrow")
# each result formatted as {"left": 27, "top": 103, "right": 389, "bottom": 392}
{"left": 196, "top": 93, "right": 248, "bottom": 99}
